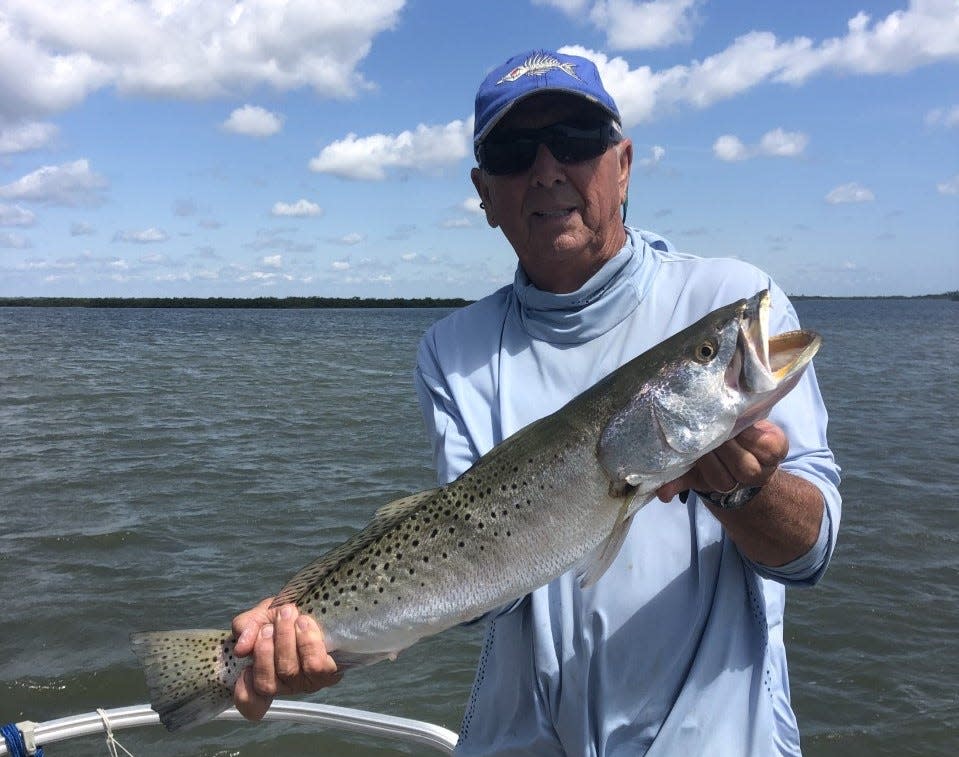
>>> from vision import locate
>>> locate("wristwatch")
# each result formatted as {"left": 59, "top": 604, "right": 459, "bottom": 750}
{"left": 694, "top": 485, "right": 764, "bottom": 510}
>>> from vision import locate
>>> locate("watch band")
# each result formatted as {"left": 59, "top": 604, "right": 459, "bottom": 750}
{"left": 694, "top": 484, "right": 763, "bottom": 510}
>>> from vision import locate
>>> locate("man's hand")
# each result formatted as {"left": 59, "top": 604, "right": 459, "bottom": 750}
{"left": 656, "top": 420, "right": 788, "bottom": 502}
{"left": 232, "top": 598, "right": 342, "bottom": 722}
{"left": 657, "top": 419, "right": 824, "bottom": 567}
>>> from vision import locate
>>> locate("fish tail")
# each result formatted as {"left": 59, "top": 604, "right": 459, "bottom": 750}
{"left": 130, "top": 629, "right": 250, "bottom": 732}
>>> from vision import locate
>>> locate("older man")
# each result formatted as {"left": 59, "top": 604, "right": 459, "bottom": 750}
{"left": 233, "top": 50, "right": 841, "bottom": 756}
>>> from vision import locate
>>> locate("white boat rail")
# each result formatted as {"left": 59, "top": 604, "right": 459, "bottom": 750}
{"left": 0, "top": 700, "right": 458, "bottom": 755}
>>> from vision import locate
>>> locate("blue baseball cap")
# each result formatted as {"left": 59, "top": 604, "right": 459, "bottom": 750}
{"left": 473, "top": 49, "right": 621, "bottom": 157}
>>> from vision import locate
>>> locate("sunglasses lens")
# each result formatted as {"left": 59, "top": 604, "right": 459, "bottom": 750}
{"left": 549, "top": 132, "right": 607, "bottom": 163}
{"left": 480, "top": 121, "right": 619, "bottom": 175}
{"left": 479, "top": 140, "right": 539, "bottom": 175}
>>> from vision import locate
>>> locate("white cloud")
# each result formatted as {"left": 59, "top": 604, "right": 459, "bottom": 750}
{"left": 331, "top": 259, "right": 351, "bottom": 271}
{"left": 246, "top": 228, "right": 314, "bottom": 253}
{"left": 637, "top": 144, "right": 666, "bottom": 168}
{"left": 461, "top": 197, "right": 484, "bottom": 215}
{"left": 825, "top": 182, "right": 875, "bottom": 204}
{"left": 562, "top": 1, "right": 959, "bottom": 126}
{"left": 0, "top": 0, "right": 404, "bottom": 121}
{"left": 937, "top": 174, "right": 959, "bottom": 195}
{"left": 0, "top": 159, "right": 108, "bottom": 207}
{"left": 759, "top": 128, "right": 809, "bottom": 157}
{"left": 778, "top": 3, "right": 959, "bottom": 82}
{"left": 114, "top": 227, "right": 169, "bottom": 243}
{"left": 222, "top": 105, "right": 283, "bottom": 137}
{"left": 532, "top": 0, "right": 590, "bottom": 13}
{"left": 441, "top": 217, "right": 472, "bottom": 229}
{"left": 713, "top": 129, "right": 808, "bottom": 161}
{"left": 590, "top": 0, "right": 702, "bottom": 50}
{"left": 387, "top": 224, "right": 417, "bottom": 241}
{"left": 271, "top": 199, "right": 322, "bottom": 217}
{"left": 0, "top": 121, "right": 58, "bottom": 153}
{"left": 70, "top": 220, "right": 95, "bottom": 236}
{"left": 335, "top": 232, "right": 365, "bottom": 245}
{"left": 712, "top": 135, "right": 749, "bottom": 162}
{"left": 0, "top": 203, "right": 36, "bottom": 227}
{"left": 534, "top": 0, "right": 700, "bottom": 50}
{"left": 0, "top": 232, "right": 31, "bottom": 249}
{"left": 926, "top": 105, "right": 959, "bottom": 128}
{"left": 309, "top": 118, "right": 472, "bottom": 180}
{"left": 262, "top": 254, "right": 283, "bottom": 268}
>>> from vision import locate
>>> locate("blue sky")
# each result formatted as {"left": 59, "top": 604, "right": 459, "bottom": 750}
{"left": 1, "top": 0, "right": 956, "bottom": 299}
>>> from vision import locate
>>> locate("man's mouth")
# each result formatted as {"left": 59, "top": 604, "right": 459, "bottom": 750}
{"left": 532, "top": 208, "right": 576, "bottom": 219}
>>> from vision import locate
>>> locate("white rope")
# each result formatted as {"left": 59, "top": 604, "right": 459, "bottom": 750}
{"left": 95, "top": 710, "right": 135, "bottom": 757}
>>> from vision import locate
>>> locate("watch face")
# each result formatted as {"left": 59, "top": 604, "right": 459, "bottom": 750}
{"left": 697, "top": 485, "right": 763, "bottom": 509}
{"left": 726, "top": 485, "right": 763, "bottom": 509}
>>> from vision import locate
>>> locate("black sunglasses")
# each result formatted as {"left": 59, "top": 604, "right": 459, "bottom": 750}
{"left": 477, "top": 119, "right": 623, "bottom": 176}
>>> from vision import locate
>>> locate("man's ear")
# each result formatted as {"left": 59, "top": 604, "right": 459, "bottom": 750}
{"left": 471, "top": 167, "right": 498, "bottom": 228}
{"left": 617, "top": 138, "right": 633, "bottom": 207}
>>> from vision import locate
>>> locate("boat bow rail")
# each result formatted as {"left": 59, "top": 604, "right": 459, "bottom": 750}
{"left": 0, "top": 701, "right": 458, "bottom": 755}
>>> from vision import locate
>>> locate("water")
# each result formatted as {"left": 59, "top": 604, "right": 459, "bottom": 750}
{"left": 0, "top": 301, "right": 956, "bottom": 755}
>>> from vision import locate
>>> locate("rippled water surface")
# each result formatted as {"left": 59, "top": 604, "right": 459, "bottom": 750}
{"left": 1, "top": 301, "right": 957, "bottom": 755}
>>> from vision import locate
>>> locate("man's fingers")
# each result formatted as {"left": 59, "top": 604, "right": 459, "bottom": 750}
{"left": 694, "top": 450, "right": 738, "bottom": 493}
{"left": 713, "top": 438, "right": 764, "bottom": 484}
{"left": 736, "top": 420, "right": 788, "bottom": 466}
{"left": 232, "top": 597, "right": 275, "bottom": 657}
{"left": 273, "top": 605, "right": 301, "bottom": 682}
{"left": 251, "top": 623, "right": 280, "bottom": 697}
{"left": 234, "top": 667, "right": 272, "bottom": 722}
{"left": 295, "top": 614, "right": 342, "bottom": 690}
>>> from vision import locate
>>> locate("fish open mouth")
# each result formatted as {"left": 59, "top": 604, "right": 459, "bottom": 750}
{"left": 729, "top": 290, "right": 821, "bottom": 395}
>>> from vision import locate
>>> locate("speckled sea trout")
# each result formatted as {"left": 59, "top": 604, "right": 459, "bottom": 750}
{"left": 131, "top": 289, "right": 820, "bottom": 732}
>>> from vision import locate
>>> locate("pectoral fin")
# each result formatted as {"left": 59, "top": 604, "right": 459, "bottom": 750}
{"left": 576, "top": 491, "right": 652, "bottom": 589}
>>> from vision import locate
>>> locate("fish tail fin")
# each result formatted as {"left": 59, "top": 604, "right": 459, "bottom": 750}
{"left": 130, "top": 629, "right": 250, "bottom": 732}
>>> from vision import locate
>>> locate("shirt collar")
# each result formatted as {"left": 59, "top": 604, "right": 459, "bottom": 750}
{"left": 511, "top": 227, "right": 653, "bottom": 344}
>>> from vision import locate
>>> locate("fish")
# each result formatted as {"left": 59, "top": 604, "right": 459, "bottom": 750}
{"left": 130, "top": 289, "right": 821, "bottom": 732}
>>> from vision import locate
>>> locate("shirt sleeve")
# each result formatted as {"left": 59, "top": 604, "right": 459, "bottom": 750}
{"left": 741, "top": 285, "right": 842, "bottom": 587}
{"left": 413, "top": 327, "right": 480, "bottom": 485}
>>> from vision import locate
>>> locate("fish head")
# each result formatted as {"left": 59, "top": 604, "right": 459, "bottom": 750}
{"left": 597, "top": 290, "right": 821, "bottom": 489}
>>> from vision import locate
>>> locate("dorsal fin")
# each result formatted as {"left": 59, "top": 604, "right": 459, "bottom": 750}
{"left": 271, "top": 488, "right": 440, "bottom": 608}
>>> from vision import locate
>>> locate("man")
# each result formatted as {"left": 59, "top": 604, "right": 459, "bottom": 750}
{"left": 232, "top": 49, "right": 841, "bottom": 756}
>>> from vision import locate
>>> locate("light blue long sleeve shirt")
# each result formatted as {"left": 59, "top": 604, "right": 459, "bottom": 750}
{"left": 414, "top": 228, "right": 842, "bottom": 756}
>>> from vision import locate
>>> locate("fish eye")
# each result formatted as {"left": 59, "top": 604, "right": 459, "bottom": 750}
{"left": 694, "top": 340, "right": 717, "bottom": 363}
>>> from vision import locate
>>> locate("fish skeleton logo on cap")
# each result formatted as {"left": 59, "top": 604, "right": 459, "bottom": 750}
{"left": 497, "top": 53, "right": 579, "bottom": 84}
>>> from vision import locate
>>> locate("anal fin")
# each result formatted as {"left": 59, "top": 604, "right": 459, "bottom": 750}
{"left": 330, "top": 649, "right": 400, "bottom": 671}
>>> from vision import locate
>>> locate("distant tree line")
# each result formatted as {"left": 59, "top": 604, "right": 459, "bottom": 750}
{"left": 2, "top": 292, "right": 956, "bottom": 308}
{"left": 789, "top": 291, "right": 958, "bottom": 301}
{"left": 0, "top": 296, "right": 474, "bottom": 309}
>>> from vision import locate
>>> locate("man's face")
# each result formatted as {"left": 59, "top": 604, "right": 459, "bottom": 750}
{"left": 472, "top": 94, "right": 632, "bottom": 294}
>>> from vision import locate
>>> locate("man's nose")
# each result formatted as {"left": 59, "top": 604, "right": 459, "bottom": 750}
{"left": 528, "top": 143, "right": 567, "bottom": 186}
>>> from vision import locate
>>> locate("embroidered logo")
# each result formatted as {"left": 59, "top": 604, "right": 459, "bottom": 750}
{"left": 496, "top": 53, "right": 579, "bottom": 84}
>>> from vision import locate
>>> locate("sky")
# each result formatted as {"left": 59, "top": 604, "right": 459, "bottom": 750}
{"left": 0, "top": 0, "right": 957, "bottom": 299}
